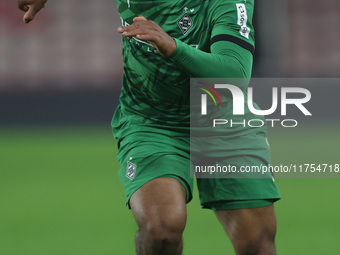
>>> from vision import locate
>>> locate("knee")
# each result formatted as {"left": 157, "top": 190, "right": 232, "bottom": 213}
{"left": 140, "top": 219, "right": 185, "bottom": 251}
{"left": 239, "top": 239, "right": 276, "bottom": 255}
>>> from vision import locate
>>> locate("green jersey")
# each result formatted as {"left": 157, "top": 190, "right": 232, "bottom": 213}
{"left": 112, "top": 0, "right": 255, "bottom": 138}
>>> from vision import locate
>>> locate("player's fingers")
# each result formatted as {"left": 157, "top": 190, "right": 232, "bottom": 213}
{"left": 118, "top": 23, "right": 142, "bottom": 33}
{"left": 121, "top": 27, "right": 153, "bottom": 38}
{"left": 18, "top": 0, "right": 30, "bottom": 12}
{"left": 133, "top": 16, "right": 147, "bottom": 22}
{"left": 136, "top": 34, "right": 158, "bottom": 43}
{"left": 23, "top": 2, "right": 46, "bottom": 23}
{"left": 121, "top": 29, "right": 141, "bottom": 37}
{"left": 118, "top": 25, "right": 141, "bottom": 35}
{"left": 23, "top": 4, "right": 39, "bottom": 23}
{"left": 21, "top": 5, "right": 29, "bottom": 12}
{"left": 118, "top": 21, "right": 155, "bottom": 35}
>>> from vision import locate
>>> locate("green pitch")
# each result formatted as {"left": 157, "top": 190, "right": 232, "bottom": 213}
{"left": 1, "top": 125, "right": 339, "bottom": 254}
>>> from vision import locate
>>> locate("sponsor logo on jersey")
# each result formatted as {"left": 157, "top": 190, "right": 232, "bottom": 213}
{"left": 177, "top": 7, "right": 193, "bottom": 35}
{"left": 126, "top": 161, "right": 137, "bottom": 180}
{"left": 236, "top": 3, "right": 251, "bottom": 39}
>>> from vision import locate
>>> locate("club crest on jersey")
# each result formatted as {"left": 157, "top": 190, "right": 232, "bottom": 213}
{"left": 126, "top": 161, "right": 137, "bottom": 180}
{"left": 177, "top": 7, "right": 193, "bottom": 35}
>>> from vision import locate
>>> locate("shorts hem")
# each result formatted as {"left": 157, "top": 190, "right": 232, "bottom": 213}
{"left": 201, "top": 198, "right": 280, "bottom": 211}
{"left": 126, "top": 174, "right": 193, "bottom": 209}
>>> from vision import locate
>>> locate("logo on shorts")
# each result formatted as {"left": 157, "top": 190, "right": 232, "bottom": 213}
{"left": 177, "top": 7, "right": 193, "bottom": 35}
{"left": 126, "top": 161, "right": 137, "bottom": 180}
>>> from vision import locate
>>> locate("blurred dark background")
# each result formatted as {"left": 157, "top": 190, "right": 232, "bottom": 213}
{"left": 1, "top": 0, "right": 340, "bottom": 126}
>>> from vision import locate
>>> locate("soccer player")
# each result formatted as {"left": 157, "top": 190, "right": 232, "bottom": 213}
{"left": 18, "top": 0, "right": 281, "bottom": 254}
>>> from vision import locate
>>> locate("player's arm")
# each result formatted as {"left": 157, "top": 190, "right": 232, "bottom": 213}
{"left": 18, "top": 0, "right": 48, "bottom": 24}
{"left": 170, "top": 38, "right": 252, "bottom": 81}
{"left": 170, "top": 0, "right": 256, "bottom": 83}
{"left": 118, "top": 17, "right": 252, "bottom": 90}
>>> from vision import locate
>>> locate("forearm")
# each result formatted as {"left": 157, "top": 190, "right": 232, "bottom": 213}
{"left": 170, "top": 38, "right": 253, "bottom": 90}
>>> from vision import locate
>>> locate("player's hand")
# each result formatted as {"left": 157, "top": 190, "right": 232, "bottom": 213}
{"left": 117, "top": 16, "right": 177, "bottom": 57}
{"left": 18, "top": 0, "right": 48, "bottom": 24}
